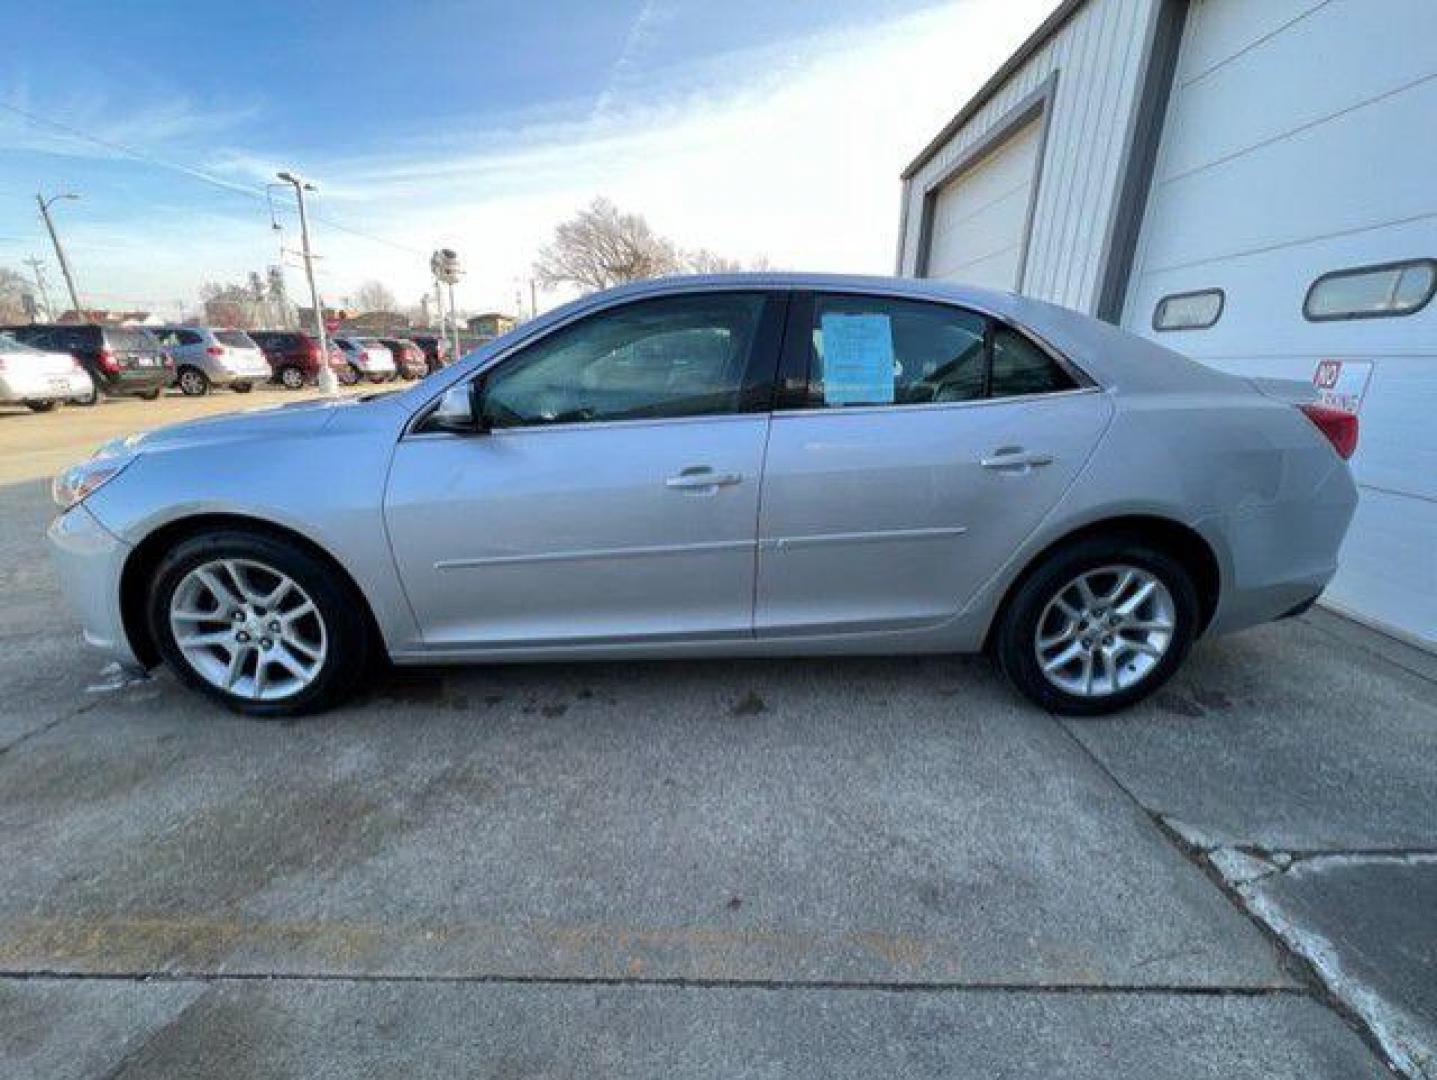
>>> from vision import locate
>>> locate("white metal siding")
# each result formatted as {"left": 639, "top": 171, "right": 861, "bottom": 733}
{"left": 899, "top": 0, "right": 1161, "bottom": 311}
{"left": 925, "top": 118, "right": 1043, "bottom": 288}
{"left": 1123, "top": 0, "right": 1437, "bottom": 646}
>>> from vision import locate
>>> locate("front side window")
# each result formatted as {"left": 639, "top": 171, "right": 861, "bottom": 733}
{"left": 794, "top": 294, "right": 1074, "bottom": 409}
{"left": 1304, "top": 259, "right": 1436, "bottom": 321}
{"left": 480, "top": 293, "right": 767, "bottom": 428}
{"left": 1153, "top": 288, "right": 1223, "bottom": 331}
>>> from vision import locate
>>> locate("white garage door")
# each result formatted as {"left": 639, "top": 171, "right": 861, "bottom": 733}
{"left": 1122, "top": 0, "right": 1437, "bottom": 649}
{"left": 924, "top": 117, "right": 1042, "bottom": 290}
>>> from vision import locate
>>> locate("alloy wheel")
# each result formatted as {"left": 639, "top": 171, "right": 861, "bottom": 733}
{"left": 1033, "top": 565, "right": 1176, "bottom": 698}
{"left": 168, "top": 558, "right": 328, "bottom": 701}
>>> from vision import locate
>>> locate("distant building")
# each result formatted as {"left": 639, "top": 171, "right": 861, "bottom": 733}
{"left": 466, "top": 312, "right": 517, "bottom": 339}
{"left": 57, "top": 309, "right": 157, "bottom": 326}
{"left": 338, "top": 310, "right": 411, "bottom": 335}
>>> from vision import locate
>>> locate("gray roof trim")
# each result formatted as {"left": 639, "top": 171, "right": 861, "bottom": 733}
{"left": 900, "top": 0, "right": 1089, "bottom": 180}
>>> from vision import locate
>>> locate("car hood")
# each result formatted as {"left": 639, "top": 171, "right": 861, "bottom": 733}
{"left": 117, "top": 396, "right": 361, "bottom": 455}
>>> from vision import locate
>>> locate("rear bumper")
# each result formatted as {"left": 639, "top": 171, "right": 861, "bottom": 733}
{"left": 46, "top": 503, "right": 140, "bottom": 667}
{"left": 0, "top": 370, "right": 90, "bottom": 403}
{"left": 104, "top": 366, "right": 171, "bottom": 394}
{"left": 1200, "top": 461, "right": 1359, "bottom": 636}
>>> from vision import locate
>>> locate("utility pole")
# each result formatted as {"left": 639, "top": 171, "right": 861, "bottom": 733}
{"left": 22, "top": 257, "right": 54, "bottom": 322}
{"left": 36, "top": 193, "right": 83, "bottom": 320}
{"left": 448, "top": 280, "right": 460, "bottom": 360}
{"left": 529, "top": 278, "right": 537, "bottom": 321}
{"left": 277, "top": 172, "right": 338, "bottom": 394}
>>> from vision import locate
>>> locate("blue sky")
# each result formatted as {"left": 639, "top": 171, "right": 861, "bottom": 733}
{"left": 1, "top": 0, "right": 1055, "bottom": 315}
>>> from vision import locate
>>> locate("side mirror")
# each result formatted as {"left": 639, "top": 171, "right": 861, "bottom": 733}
{"left": 427, "top": 382, "right": 484, "bottom": 434}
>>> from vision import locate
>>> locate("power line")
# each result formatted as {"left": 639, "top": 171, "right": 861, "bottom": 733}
{"left": 0, "top": 99, "right": 427, "bottom": 257}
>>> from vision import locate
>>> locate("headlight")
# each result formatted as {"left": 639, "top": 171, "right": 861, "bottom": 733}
{"left": 52, "top": 436, "right": 142, "bottom": 510}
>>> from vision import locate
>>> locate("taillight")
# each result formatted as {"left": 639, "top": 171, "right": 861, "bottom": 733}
{"left": 306, "top": 340, "right": 321, "bottom": 360}
{"left": 205, "top": 345, "right": 224, "bottom": 357}
{"left": 97, "top": 347, "right": 119, "bottom": 373}
{"left": 1298, "top": 403, "right": 1358, "bottom": 460}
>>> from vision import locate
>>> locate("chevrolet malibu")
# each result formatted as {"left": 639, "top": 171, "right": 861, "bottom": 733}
{"left": 47, "top": 274, "right": 1358, "bottom": 718}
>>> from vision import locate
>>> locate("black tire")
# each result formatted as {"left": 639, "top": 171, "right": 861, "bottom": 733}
{"left": 146, "top": 529, "right": 374, "bottom": 718}
{"left": 231, "top": 381, "right": 254, "bottom": 394}
{"left": 368, "top": 372, "right": 388, "bottom": 384}
{"left": 25, "top": 400, "right": 62, "bottom": 413}
{"left": 340, "top": 364, "right": 361, "bottom": 386}
{"left": 138, "top": 387, "right": 163, "bottom": 401}
{"left": 177, "top": 367, "right": 209, "bottom": 397}
{"left": 278, "top": 365, "right": 306, "bottom": 390}
{"left": 992, "top": 534, "right": 1200, "bottom": 717}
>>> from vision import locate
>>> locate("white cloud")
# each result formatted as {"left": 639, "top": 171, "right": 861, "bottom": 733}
{"left": 15, "top": 1, "right": 1058, "bottom": 316}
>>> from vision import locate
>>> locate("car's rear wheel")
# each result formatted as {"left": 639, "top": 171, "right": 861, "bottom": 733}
{"left": 24, "top": 399, "right": 62, "bottom": 413}
{"left": 340, "top": 364, "right": 361, "bottom": 386}
{"left": 993, "top": 535, "right": 1199, "bottom": 716}
{"left": 177, "top": 367, "right": 209, "bottom": 396}
{"left": 147, "top": 530, "right": 372, "bottom": 717}
{"left": 231, "top": 381, "right": 253, "bottom": 393}
{"left": 138, "top": 387, "right": 163, "bottom": 401}
{"left": 278, "top": 365, "right": 306, "bottom": 390}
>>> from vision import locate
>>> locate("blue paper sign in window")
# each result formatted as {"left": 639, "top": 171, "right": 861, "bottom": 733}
{"left": 819, "top": 313, "right": 895, "bottom": 405}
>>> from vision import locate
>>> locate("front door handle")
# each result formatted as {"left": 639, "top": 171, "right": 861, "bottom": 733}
{"left": 980, "top": 447, "right": 1054, "bottom": 472}
{"left": 665, "top": 466, "right": 743, "bottom": 491}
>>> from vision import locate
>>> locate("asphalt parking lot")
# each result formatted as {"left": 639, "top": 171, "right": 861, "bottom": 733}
{"left": 1, "top": 391, "right": 1434, "bottom": 1078}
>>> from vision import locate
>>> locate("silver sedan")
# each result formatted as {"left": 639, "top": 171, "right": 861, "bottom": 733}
{"left": 47, "top": 274, "right": 1358, "bottom": 717}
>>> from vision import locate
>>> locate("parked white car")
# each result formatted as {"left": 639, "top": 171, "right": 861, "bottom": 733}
{"left": 0, "top": 332, "right": 93, "bottom": 412}
{"left": 334, "top": 337, "right": 398, "bottom": 383}
{"left": 150, "top": 326, "right": 271, "bottom": 396}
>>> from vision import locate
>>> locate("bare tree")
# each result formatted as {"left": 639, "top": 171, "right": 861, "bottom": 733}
{"left": 682, "top": 248, "right": 743, "bottom": 275}
{"left": 353, "top": 280, "right": 399, "bottom": 312}
{"left": 0, "top": 268, "right": 36, "bottom": 323}
{"left": 533, "top": 198, "right": 679, "bottom": 292}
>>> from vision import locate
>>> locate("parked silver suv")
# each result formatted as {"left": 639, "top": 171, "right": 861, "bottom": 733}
{"left": 151, "top": 326, "right": 272, "bottom": 396}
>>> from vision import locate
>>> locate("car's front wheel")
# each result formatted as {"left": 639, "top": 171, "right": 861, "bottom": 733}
{"left": 231, "top": 381, "right": 253, "bottom": 394}
{"left": 147, "top": 530, "right": 373, "bottom": 717}
{"left": 24, "top": 399, "right": 62, "bottom": 413}
{"left": 993, "top": 535, "right": 1199, "bottom": 716}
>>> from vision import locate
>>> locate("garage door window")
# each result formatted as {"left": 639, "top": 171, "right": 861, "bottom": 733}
{"left": 1304, "top": 259, "right": 1437, "bottom": 321}
{"left": 792, "top": 294, "right": 1076, "bottom": 409}
{"left": 1153, "top": 289, "right": 1223, "bottom": 332}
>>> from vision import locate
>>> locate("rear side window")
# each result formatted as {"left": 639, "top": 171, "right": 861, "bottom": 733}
{"left": 177, "top": 330, "right": 204, "bottom": 346}
{"left": 790, "top": 294, "right": 1075, "bottom": 409}
{"left": 1153, "top": 289, "right": 1223, "bottom": 331}
{"left": 105, "top": 327, "right": 156, "bottom": 350}
{"left": 1304, "top": 259, "right": 1436, "bottom": 321}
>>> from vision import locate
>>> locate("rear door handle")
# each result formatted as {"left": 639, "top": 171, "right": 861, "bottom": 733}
{"left": 980, "top": 447, "right": 1054, "bottom": 472}
{"left": 665, "top": 466, "right": 743, "bottom": 491}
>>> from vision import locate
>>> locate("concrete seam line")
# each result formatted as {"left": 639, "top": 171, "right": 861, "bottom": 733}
{"left": 0, "top": 970, "right": 1313, "bottom": 995}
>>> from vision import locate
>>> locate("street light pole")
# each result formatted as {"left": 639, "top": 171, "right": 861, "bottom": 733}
{"left": 36, "top": 193, "right": 83, "bottom": 320}
{"left": 277, "top": 171, "right": 338, "bottom": 395}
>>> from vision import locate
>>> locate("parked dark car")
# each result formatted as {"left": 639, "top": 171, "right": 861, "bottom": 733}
{"left": 377, "top": 337, "right": 429, "bottom": 380}
{"left": 247, "top": 330, "right": 350, "bottom": 389}
{"left": 407, "top": 333, "right": 451, "bottom": 375}
{"left": 1, "top": 323, "right": 171, "bottom": 400}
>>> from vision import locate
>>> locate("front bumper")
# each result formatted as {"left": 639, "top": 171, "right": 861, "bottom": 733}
{"left": 46, "top": 503, "right": 140, "bottom": 667}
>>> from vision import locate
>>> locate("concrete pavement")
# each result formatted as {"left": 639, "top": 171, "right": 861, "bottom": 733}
{"left": 0, "top": 392, "right": 1430, "bottom": 1077}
